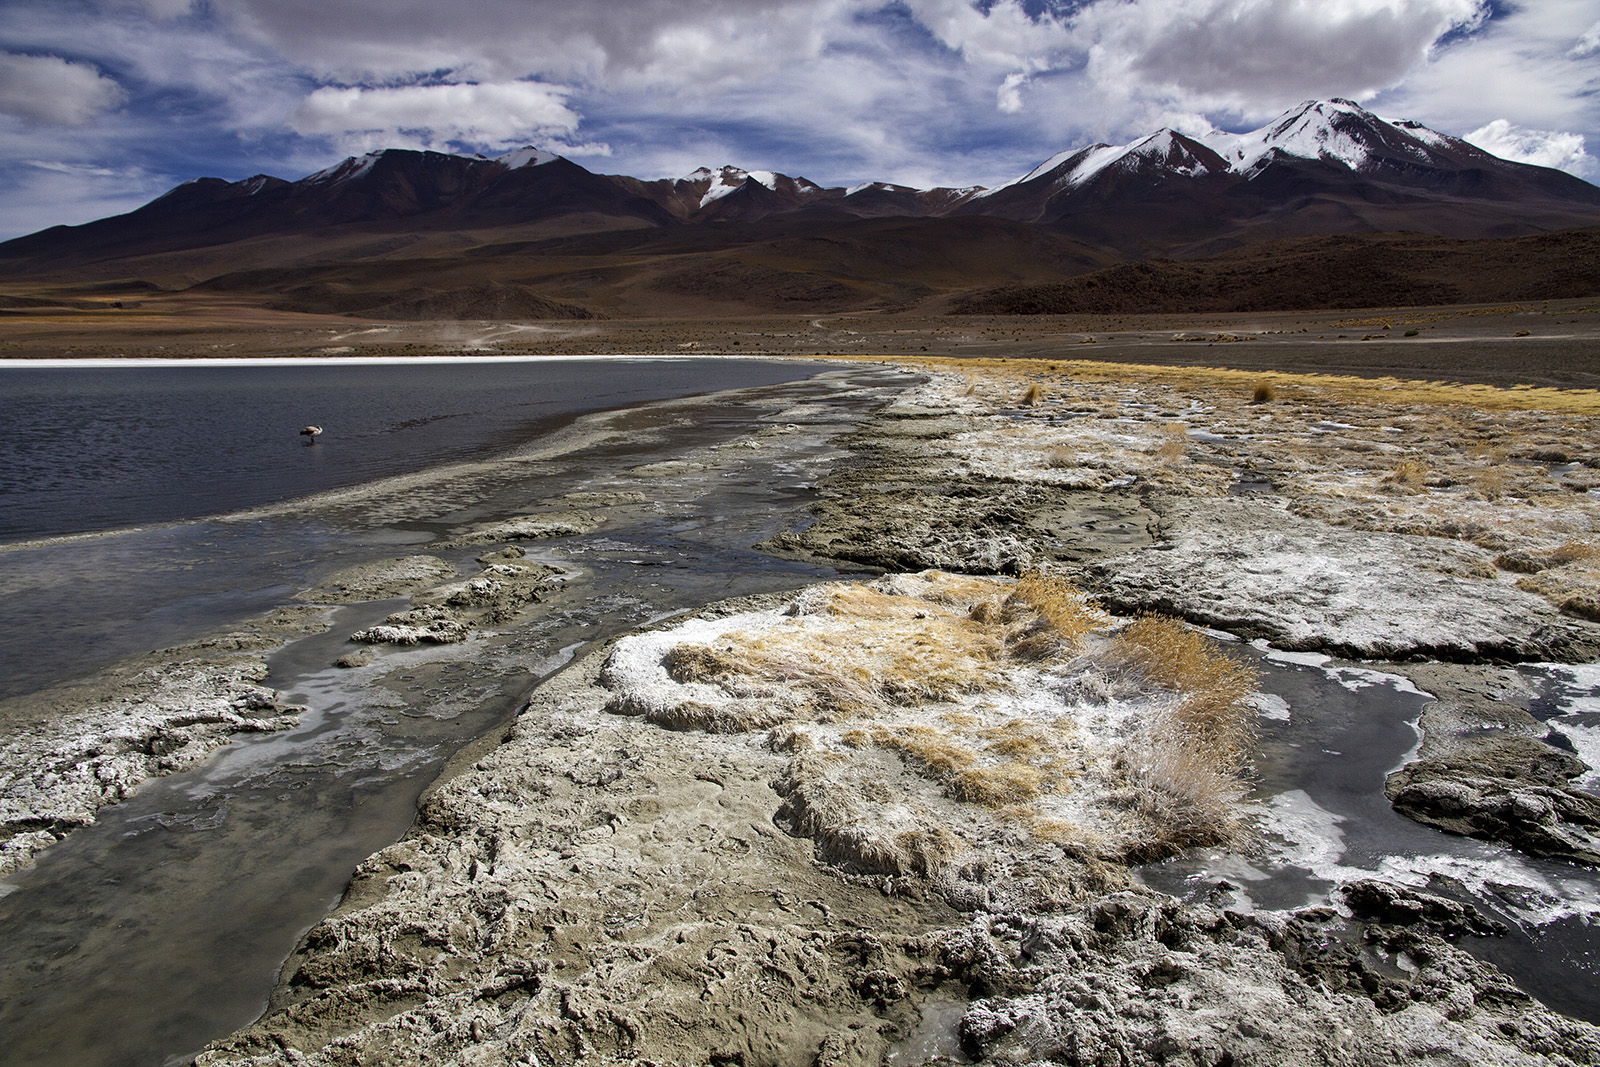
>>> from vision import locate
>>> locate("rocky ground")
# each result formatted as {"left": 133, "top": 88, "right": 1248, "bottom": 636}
{"left": 198, "top": 594, "right": 1600, "bottom": 1067}
{"left": 190, "top": 358, "right": 1600, "bottom": 1065}
{"left": 0, "top": 606, "right": 326, "bottom": 877}
{"left": 0, "top": 544, "right": 568, "bottom": 878}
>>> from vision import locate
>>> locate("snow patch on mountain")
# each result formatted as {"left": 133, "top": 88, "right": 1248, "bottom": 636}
{"left": 972, "top": 148, "right": 1084, "bottom": 199}
{"left": 1390, "top": 120, "right": 1455, "bottom": 150}
{"left": 494, "top": 147, "right": 560, "bottom": 169}
{"left": 1215, "top": 99, "right": 1379, "bottom": 172}
{"left": 681, "top": 166, "right": 784, "bottom": 208}
{"left": 985, "top": 99, "right": 1477, "bottom": 195}
{"left": 305, "top": 152, "right": 382, "bottom": 186}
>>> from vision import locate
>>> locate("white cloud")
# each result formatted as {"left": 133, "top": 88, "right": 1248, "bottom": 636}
{"left": 1572, "top": 19, "right": 1600, "bottom": 57}
{"left": 94, "top": 0, "right": 199, "bottom": 16}
{"left": 289, "top": 81, "right": 581, "bottom": 152}
{"left": 1, "top": 0, "right": 1597, "bottom": 228}
{"left": 0, "top": 52, "right": 127, "bottom": 125}
{"left": 997, "top": 71, "right": 1029, "bottom": 113}
{"left": 1371, "top": 0, "right": 1600, "bottom": 175}
{"left": 902, "top": 0, "right": 1070, "bottom": 70}
{"left": 1070, "top": 0, "right": 1485, "bottom": 117}
{"left": 214, "top": 0, "right": 860, "bottom": 87}
{"left": 1466, "top": 119, "right": 1592, "bottom": 176}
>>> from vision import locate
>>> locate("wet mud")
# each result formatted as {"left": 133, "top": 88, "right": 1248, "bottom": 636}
{"left": 0, "top": 365, "right": 909, "bottom": 1067}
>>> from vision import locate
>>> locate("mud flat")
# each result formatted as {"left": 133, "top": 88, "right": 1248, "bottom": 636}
{"left": 187, "top": 358, "right": 1600, "bottom": 1065}
{"left": 0, "top": 364, "right": 920, "bottom": 1067}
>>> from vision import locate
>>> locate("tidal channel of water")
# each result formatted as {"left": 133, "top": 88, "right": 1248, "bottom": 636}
{"left": 0, "top": 365, "right": 910, "bottom": 1067}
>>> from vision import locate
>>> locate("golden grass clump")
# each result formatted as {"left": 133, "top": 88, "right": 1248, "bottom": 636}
{"left": 871, "top": 721, "right": 1075, "bottom": 810}
{"left": 1044, "top": 445, "right": 1078, "bottom": 469}
{"left": 1384, "top": 458, "right": 1429, "bottom": 491}
{"left": 954, "top": 762, "right": 1045, "bottom": 807}
{"left": 1021, "top": 382, "right": 1046, "bottom": 405}
{"left": 671, "top": 583, "right": 1014, "bottom": 717}
{"left": 999, "top": 571, "right": 1110, "bottom": 660}
{"left": 1550, "top": 538, "right": 1600, "bottom": 565}
{"left": 1474, "top": 464, "right": 1512, "bottom": 500}
{"left": 875, "top": 724, "right": 977, "bottom": 778}
{"left": 1156, "top": 422, "right": 1188, "bottom": 463}
{"left": 886, "top": 352, "right": 1600, "bottom": 415}
{"left": 1106, "top": 616, "right": 1260, "bottom": 846}
{"left": 1251, "top": 381, "right": 1277, "bottom": 404}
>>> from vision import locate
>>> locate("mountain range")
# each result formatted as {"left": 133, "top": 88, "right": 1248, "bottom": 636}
{"left": 2, "top": 98, "right": 1597, "bottom": 317}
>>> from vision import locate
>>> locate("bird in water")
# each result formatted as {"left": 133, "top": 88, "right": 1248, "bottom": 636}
{"left": 300, "top": 424, "right": 323, "bottom": 444}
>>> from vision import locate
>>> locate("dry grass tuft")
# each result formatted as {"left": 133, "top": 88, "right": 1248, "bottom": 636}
{"left": 1550, "top": 538, "right": 1600, "bottom": 565}
{"left": 1156, "top": 423, "right": 1188, "bottom": 463}
{"left": 1251, "top": 381, "right": 1277, "bottom": 404}
{"left": 1384, "top": 459, "right": 1429, "bottom": 491}
{"left": 1474, "top": 464, "right": 1512, "bottom": 500}
{"left": 664, "top": 644, "right": 743, "bottom": 683}
{"left": 647, "top": 699, "right": 793, "bottom": 734}
{"left": 675, "top": 582, "right": 1014, "bottom": 717}
{"left": 1106, "top": 616, "right": 1259, "bottom": 847}
{"left": 875, "top": 724, "right": 978, "bottom": 778}
{"left": 1000, "top": 571, "right": 1109, "bottom": 661}
{"left": 616, "top": 572, "right": 1268, "bottom": 868}
{"left": 1021, "top": 382, "right": 1046, "bottom": 406}
{"left": 1044, "top": 445, "right": 1078, "bottom": 469}
{"left": 954, "top": 762, "right": 1045, "bottom": 807}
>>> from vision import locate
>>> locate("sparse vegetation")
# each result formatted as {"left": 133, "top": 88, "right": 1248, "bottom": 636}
{"left": 1251, "top": 381, "right": 1276, "bottom": 404}
{"left": 1156, "top": 422, "right": 1188, "bottom": 462}
{"left": 605, "top": 570, "right": 1267, "bottom": 872}
{"left": 1106, "top": 616, "right": 1259, "bottom": 847}
{"left": 1001, "top": 571, "right": 1110, "bottom": 659}
{"left": 1384, "top": 459, "right": 1429, "bottom": 491}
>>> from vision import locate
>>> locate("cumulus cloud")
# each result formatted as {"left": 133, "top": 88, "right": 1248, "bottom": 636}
{"left": 902, "top": 0, "right": 1071, "bottom": 70}
{"left": 1572, "top": 20, "right": 1600, "bottom": 57}
{"left": 997, "top": 71, "right": 1029, "bottom": 113}
{"left": 1467, "top": 119, "right": 1591, "bottom": 176}
{"left": 1071, "top": 0, "right": 1485, "bottom": 116}
{"left": 289, "top": 81, "right": 582, "bottom": 152}
{"left": 213, "top": 0, "right": 858, "bottom": 87}
{"left": 1371, "top": 0, "right": 1600, "bottom": 175}
{"left": 0, "top": 52, "right": 127, "bottom": 125}
{"left": 1, "top": 0, "right": 1597, "bottom": 231}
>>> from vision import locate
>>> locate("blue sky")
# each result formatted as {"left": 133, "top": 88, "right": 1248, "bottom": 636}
{"left": 0, "top": 0, "right": 1595, "bottom": 240}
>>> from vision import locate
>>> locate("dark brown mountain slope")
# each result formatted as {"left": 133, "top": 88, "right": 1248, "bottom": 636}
{"left": 949, "top": 228, "right": 1600, "bottom": 315}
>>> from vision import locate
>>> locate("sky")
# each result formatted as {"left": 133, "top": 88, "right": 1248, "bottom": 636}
{"left": 0, "top": 0, "right": 1596, "bottom": 240}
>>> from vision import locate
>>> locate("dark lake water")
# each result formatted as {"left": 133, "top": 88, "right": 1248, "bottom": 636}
{"left": 0, "top": 357, "right": 826, "bottom": 543}
{"left": 0, "top": 356, "right": 835, "bottom": 701}
{"left": 0, "top": 362, "right": 910, "bottom": 1067}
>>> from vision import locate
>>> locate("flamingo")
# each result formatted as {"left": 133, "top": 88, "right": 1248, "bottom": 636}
{"left": 300, "top": 425, "right": 323, "bottom": 443}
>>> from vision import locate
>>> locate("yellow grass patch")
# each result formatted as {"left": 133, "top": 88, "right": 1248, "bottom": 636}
{"left": 1105, "top": 616, "right": 1260, "bottom": 846}
{"left": 865, "top": 353, "right": 1600, "bottom": 415}
{"left": 1384, "top": 459, "right": 1429, "bottom": 491}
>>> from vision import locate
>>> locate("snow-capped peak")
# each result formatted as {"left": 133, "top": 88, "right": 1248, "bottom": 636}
{"left": 304, "top": 151, "right": 383, "bottom": 186}
{"left": 972, "top": 147, "right": 1090, "bottom": 199}
{"left": 977, "top": 129, "right": 1225, "bottom": 199}
{"left": 678, "top": 165, "right": 784, "bottom": 208}
{"left": 494, "top": 146, "right": 560, "bottom": 169}
{"left": 1210, "top": 98, "right": 1449, "bottom": 175}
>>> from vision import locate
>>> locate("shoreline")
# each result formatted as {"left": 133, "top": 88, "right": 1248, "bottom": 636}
{"left": 194, "top": 360, "right": 1600, "bottom": 1066}
{"left": 4, "top": 350, "right": 1600, "bottom": 1065}
{"left": 0, "top": 363, "right": 921, "bottom": 1067}
{"left": 0, "top": 352, "right": 812, "bottom": 368}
